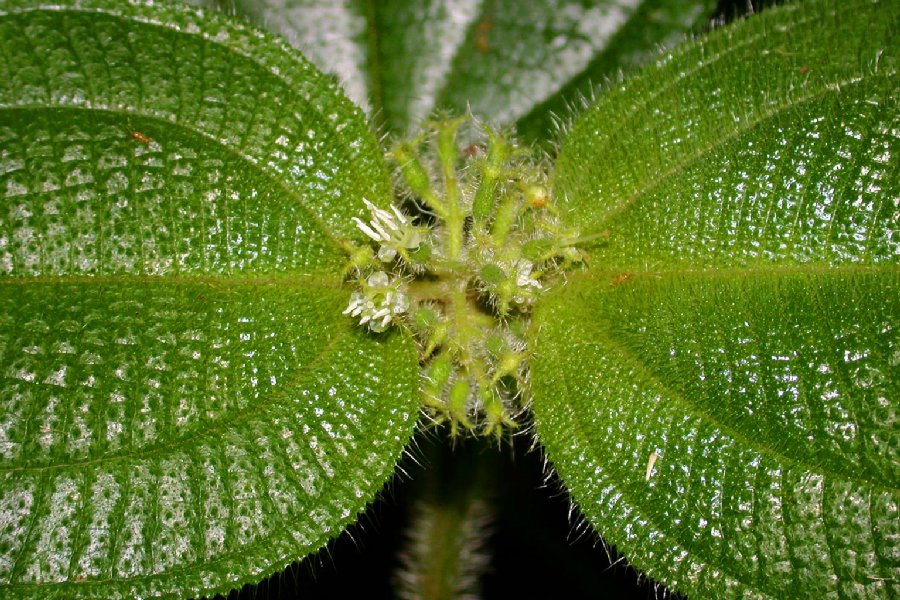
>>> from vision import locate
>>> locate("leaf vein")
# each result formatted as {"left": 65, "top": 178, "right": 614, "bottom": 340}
{"left": 564, "top": 330, "right": 895, "bottom": 494}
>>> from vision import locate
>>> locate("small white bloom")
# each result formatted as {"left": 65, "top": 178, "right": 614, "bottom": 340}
{"left": 344, "top": 271, "right": 409, "bottom": 332}
{"left": 342, "top": 291, "right": 367, "bottom": 317}
{"left": 353, "top": 199, "right": 423, "bottom": 262}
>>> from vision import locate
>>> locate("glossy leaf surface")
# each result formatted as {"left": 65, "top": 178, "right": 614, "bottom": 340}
{"left": 229, "top": 0, "right": 716, "bottom": 139}
{"left": 534, "top": 0, "right": 899, "bottom": 597}
{"left": 0, "top": 1, "right": 418, "bottom": 598}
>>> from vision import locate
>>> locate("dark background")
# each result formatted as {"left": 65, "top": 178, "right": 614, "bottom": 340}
{"left": 206, "top": 1, "right": 772, "bottom": 598}
{"left": 211, "top": 432, "right": 680, "bottom": 600}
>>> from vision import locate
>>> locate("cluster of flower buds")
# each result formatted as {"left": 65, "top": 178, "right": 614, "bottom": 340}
{"left": 342, "top": 116, "right": 585, "bottom": 436}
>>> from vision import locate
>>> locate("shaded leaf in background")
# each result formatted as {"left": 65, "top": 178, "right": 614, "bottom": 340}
{"left": 533, "top": 0, "right": 898, "bottom": 597}
{"left": 227, "top": 0, "right": 716, "bottom": 142}
{"left": 0, "top": 0, "right": 419, "bottom": 597}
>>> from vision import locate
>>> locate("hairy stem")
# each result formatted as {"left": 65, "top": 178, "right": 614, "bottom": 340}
{"left": 395, "top": 438, "right": 497, "bottom": 600}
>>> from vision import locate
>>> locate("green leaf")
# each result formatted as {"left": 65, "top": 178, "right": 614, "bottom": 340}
{"left": 228, "top": 0, "right": 716, "bottom": 140}
{"left": 0, "top": 1, "right": 418, "bottom": 598}
{"left": 512, "top": 0, "right": 717, "bottom": 143}
{"left": 225, "top": 0, "right": 376, "bottom": 117}
{"left": 533, "top": 0, "right": 899, "bottom": 598}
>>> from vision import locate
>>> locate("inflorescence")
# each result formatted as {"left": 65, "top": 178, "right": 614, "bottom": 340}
{"left": 342, "top": 117, "right": 585, "bottom": 437}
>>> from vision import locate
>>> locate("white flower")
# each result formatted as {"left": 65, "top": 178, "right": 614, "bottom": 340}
{"left": 343, "top": 271, "right": 409, "bottom": 332}
{"left": 353, "top": 199, "right": 423, "bottom": 262}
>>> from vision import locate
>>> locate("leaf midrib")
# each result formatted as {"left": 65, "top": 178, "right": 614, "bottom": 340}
{"left": 363, "top": 0, "right": 385, "bottom": 131}
{"left": 429, "top": 0, "right": 489, "bottom": 126}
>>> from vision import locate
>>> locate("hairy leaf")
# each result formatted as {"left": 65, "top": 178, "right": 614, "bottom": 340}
{"left": 0, "top": 1, "right": 418, "bottom": 598}
{"left": 533, "top": 0, "right": 899, "bottom": 597}
{"left": 228, "top": 0, "right": 716, "bottom": 140}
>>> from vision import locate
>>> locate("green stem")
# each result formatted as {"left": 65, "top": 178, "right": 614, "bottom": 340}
{"left": 437, "top": 120, "right": 465, "bottom": 260}
{"left": 472, "top": 129, "right": 511, "bottom": 227}
{"left": 395, "top": 437, "right": 497, "bottom": 600}
{"left": 490, "top": 190, "right": 519, "bottom": 252}
{"left": 394, "top": 143, "right": 447, "bottom": 217}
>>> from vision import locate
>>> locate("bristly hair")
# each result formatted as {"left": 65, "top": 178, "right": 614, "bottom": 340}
{"left": 394, "top": 495, "right": 494, "bottom": 600}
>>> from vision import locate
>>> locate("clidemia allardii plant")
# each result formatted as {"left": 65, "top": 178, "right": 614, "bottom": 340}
{"left": 0, "top": 0, "right": 896, "bottom": 599}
